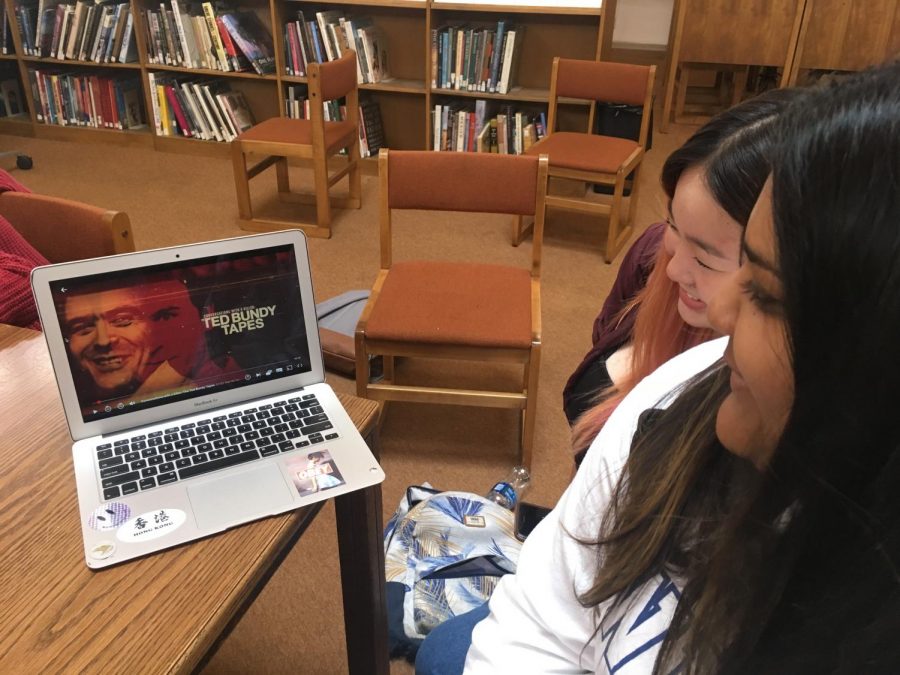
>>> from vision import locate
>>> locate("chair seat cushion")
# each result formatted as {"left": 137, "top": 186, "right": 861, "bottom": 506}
{"left": 526, "top": 132, "right": 639, "bottom": 174}
{"left": 365, "top": 261, "right": 533, "bottom": 349}
{"left": 237, "top": 117, "right": 356, "bottom": 152}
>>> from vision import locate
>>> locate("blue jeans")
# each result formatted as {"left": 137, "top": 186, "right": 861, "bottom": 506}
{"left": 415, "top": 602, "right": 491, "bottom": 675}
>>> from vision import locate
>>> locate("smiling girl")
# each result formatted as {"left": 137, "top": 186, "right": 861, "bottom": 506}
{"left": 565, "top": 89, "right": 801, "bottom": 464}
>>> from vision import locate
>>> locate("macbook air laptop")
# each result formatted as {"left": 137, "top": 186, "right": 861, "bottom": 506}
{"left": 31, "top": 230, "right": 385, "bottom": 569}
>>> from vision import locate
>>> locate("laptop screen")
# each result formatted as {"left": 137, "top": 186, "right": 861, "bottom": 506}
{"left": 47, "top": 244, "right": 312, "bottom": 423}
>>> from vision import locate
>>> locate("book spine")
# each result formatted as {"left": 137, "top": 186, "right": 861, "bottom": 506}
{"left": 118, "top": 11, "right": 134, "bottom": 63}
{"left": 216, "top": 16, "right": 242, "bottom": 71}
{"left": 164, "top": 84, "right": 191, "bottom": 136}
{"left": 489, "top": 21, "right": 505, "bottom": 93}
{"left": 202, "top": 2, "right": 229, "bottom": 70}
{"left": 170, "top": 0, "right": 193, "bottom": 67}
{"left": 498, "top": 28, "right": 518, "bottom": 95}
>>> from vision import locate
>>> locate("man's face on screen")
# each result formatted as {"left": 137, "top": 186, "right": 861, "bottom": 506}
{"left": 64, "top": 288, "right": 151, "bottom": 395}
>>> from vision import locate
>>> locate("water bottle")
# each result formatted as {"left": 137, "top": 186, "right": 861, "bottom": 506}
{"left": 485, "top": 465, "right": 531, "bottom": 510}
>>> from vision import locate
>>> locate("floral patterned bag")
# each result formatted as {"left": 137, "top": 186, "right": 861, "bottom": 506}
{"left": 383, "top": 487, "right": 522, "bottom": 658}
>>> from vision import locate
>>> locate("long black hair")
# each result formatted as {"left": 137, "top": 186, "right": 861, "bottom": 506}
{"left": 725, "top": 58, "right": 900, "bottom": 672}
{"left": 583, "top": 60, "right": 900, "bottom": 673}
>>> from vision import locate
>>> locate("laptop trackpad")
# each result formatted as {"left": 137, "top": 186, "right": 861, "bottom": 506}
{"left": 188, "top": 464, "right": 293, "bottom": 532}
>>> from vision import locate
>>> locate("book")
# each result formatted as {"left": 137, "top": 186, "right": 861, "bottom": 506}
{"left": 217, "top": 89, "right": 253, "bottom": 133}
{"left": 201, "top": 1, "right": 228, "bottom": 70}
{"left": 216, "top": 15, "right": 249, "bottom": 71}
{"left": 220, "top": 11, "right": 274, "bottom": 75}
{"left": 359, "top": 97, "right": 384, "bottom": 157}
{"left": 170, "top": 0, "right": 194, "bottom": 67}
{"left": 314, "top": 9, "right": 341, "bottom": 61}
{"left": 489, "top": 20, "right": 507, "bottom": 93}
{"left": 497, "top": 26, "right": 524, "bottom": 95}
{"left": 117, "top": 9, "right": 135, "bottom": 62}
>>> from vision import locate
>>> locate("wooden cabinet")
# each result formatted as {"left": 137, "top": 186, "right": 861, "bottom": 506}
{"left": 662, "top": 0, "right": 806, "bottom": 130}
{"left": 661, "top": 0, "right": 899, "bottom": 131}
{"left": 0, "top": 0, "right": 612, "bottom": 161}
{"left": 788, "top": 0, "right": 900, "bottom": 83}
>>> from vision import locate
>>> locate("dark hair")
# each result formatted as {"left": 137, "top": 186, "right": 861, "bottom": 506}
{"left": 582, "top": 61, "right": 900, "bottom": 673}
{"left": 661, "top": 87, "right": 802, "bottom": 226}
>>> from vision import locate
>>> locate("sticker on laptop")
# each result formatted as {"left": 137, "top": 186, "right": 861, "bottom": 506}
{"left": 89, "top": 541, "right": 117, "bottom": 561}
{"left": 88, "top": 502, "right": 132, "bottom": 531}
{"left": 285, "top": 450, "right": 345, "bottom": 498}
{"left": 116, "top": 508, "right": 186, "bottom": 543}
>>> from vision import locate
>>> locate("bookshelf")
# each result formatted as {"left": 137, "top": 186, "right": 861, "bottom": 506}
{"left": 0, "top": 0, "right": 610, "bottom": 160}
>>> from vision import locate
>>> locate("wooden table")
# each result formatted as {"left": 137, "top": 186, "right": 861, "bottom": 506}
{"left": 0, "top": 324, "right": 389, "bottom": 674}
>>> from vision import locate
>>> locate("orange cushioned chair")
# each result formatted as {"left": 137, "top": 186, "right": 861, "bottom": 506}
{"left": 519, "top": 58, "right": 656, "bottom": 263}
{"left": 0, "top": 191, "right": 134, "bottom": 262}
{"left": 355, "top": 149, "right": 549, "bottom": 469}
{"left": 231, "top": 50, "right": 361, "bottom": 239}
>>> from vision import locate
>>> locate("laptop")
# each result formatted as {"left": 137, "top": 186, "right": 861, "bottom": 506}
{"left": 31, "top": 230, "right": 385, "bottom": 569}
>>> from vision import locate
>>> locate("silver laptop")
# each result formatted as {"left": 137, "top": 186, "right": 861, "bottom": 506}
{"left": 31, "top": 230, "right": 385, "bottom": 569}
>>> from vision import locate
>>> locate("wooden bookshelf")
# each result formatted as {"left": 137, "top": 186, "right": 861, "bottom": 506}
{"left": 0, "top": 0, "right": 611, "bottom": 158}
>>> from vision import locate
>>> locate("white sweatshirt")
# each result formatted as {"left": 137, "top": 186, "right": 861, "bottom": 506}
{"left": 465, "top": 337, "right": 728, "bottom": 674}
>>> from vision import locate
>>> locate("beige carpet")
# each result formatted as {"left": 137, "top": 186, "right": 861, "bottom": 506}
{"left": 0, "top": 114, "right": 693, "bottom": 673}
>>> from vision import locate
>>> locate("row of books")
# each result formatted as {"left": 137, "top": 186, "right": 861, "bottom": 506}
{"left": 27, "top": 68, "right": 144, "bottom": 128}
{"left": 14, "top": 0, "right": 136, "bottom": 63}
{"left": 283, "top": 10, "right": 388, "bottom": 85}
{"left": 2, "top": 9, "right": 14, "bottom": 54}
{"left": 144, "top": 2, "right": 274, "bottom": 76}
{"left": 0, "top": 78, "right": 26, "bottom": 117}
{"left": 148, "top": 72, "right": 254, "bottom": 141}
{"left": 431, "top": 22, "right": 524, "bottom": 95}
{"left": 283, "top": 86, "right": 384, "bottom": 159}
{"left": 432, "top": 101, "right": 547, "bottom": 154}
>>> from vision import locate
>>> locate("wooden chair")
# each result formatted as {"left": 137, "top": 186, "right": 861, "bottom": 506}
{"left": 355, "top": 149, "right": 549, "bottom": 469}
{"left": 0, "top": 191, "right": 134, "bottom": 262}
{"left": 231, "top": 50, "right": 361, "bottom": 239}
{"left": 519, "top": 58, "right": 655, "bottom": 263}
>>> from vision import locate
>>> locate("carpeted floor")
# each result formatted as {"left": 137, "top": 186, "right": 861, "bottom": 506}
{"left": 0, "top": 112, "right": 693, "bottom": 673}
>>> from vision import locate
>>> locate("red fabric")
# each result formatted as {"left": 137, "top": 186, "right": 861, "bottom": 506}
{"left": 0, "top": 170, "right": 47, "bottom": 331}
{"left": 366, "top": 261, "right": 533, "bottom": 349}
{"left": 0, "top": 169, "right": 32, "bottom": 195}
{"left": 526, "top": 132, "right": 639, "bottom": 174}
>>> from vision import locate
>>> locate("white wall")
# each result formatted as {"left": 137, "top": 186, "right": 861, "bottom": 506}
{"left": 612, "top": 0, "right": 675, "bottom": 48}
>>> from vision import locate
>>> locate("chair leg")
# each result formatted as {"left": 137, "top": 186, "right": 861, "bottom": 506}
{"left": 275, "top": 157, "right": 290, "bottom": 195}
{"left": 312, "top": 153, "right": 332, "bottom": 233}
{"left": 604, "top": 174, "right": 627, "bottom": 264}
{"left": 626, "top": 163, "right": 644, "bottom": 229}
{"left": 520, "top": 343, "right": 541, "bottom": 470}
{"left": 231, "top": 143, "right": 252, "bottom": 220}
{"left": 512, "top": 214, "right": 531, "bottom": 247}
{"left": 382, "top": 355, "right": 394, "bottom": 383}
{"left": 731, "top": 67, "right": 749, "bottom": 107}
{"left": 355, "top": 331, "right": 369, "bottom": 398}
{"left": 675, "top": 66, "right": 689, "bottom": 123}
{"left": 348, "top": 144, "right": 362, "bottom": 209}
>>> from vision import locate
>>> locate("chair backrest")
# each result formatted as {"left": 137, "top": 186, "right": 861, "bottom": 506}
{"left": 0, "top": 191, "right": 134, "bottom": 263}
{"left": 307, "top": 50, "right": 360, "bottom": 156}
{"left": 378, "top": 149, "right": 549, "bottom": 276}
{"left": 548, "top": 58, "right": 656, "bottom": 148}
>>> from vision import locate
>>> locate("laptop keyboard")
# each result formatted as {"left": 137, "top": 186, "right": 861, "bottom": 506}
{"left": 95, "top": 393, "right": 338, "bottom": 500}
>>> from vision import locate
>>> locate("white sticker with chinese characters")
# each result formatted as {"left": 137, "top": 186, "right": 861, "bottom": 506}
{"left": 116, "top": 508, "right": 186, "bottom": 542}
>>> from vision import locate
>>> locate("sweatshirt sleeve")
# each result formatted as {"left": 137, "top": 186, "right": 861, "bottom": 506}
{"left": 464, "top": 337, "right": 727, "bottom": 673}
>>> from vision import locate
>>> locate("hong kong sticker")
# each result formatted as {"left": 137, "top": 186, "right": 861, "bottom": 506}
{"left": 88, "top": 502, "right": 132, "bottom": 531}
{"left": 116, "top": 508, "right": 186, "bottom": 543}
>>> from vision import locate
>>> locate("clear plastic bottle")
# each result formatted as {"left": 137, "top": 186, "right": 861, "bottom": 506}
{"left": 485, "top": 465, "right": 531, "bottom": 510}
